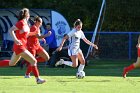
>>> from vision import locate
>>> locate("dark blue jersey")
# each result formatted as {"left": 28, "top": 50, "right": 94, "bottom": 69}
{"left": 44, "top": 29, "right": 57, "bottom": 48}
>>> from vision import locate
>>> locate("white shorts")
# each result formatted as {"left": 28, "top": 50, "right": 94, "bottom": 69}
{"left": 68, "top": 48, "right": 82, "bottom": 56}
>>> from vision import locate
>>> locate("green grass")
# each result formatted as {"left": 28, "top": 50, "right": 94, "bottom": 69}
{"left": 0, "top": 59, "right": 140, "bottom": 93}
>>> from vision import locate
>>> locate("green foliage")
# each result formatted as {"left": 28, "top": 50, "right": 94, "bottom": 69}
{"left": 102, "top": 0, "right": 140, "bottom": 31}
{"left": 0, "top": 0, "right": 140, "bottom": 31}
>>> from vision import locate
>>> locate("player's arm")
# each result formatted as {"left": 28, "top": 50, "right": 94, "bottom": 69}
{"left": 57, "top": 35, "right": 69, "bottom": 51}
{"left": 82, "top": 38, "right": 98, "bottom": 50}
{"left": 9, "top": 25, "right": 22, "bottom": 45}
{"left": 28, "top": 31, "right": 38, "bottom": 36}
{"left": 136, "top": 35, "right": 140, "bottom": 48}
{"left": 28, "top": 27, "right": 38, "bottom": 36}
{"left": 36, "top": 31, "right": 52, "bottom": 39}
{"left": 41, "top": 38, "right": 46, "bottom": 44}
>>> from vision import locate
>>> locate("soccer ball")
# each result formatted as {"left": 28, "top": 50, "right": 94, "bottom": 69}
{"left": 76, "top": 71, "right": 85, "bottom": 79}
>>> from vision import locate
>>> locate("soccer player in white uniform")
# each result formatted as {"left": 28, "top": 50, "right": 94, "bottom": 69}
{"left": 55, "top": 19, "right": 98, "bottom": 73}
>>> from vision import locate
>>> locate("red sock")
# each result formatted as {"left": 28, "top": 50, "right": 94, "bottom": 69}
{"left": 125, "top": 64, "right": 135, "bottom": 72}
{"left": 31, "top": 66, "right": 39, "bottom": 78}
{"left": 36, "top": 57, "right": 45, "bottom": 62}
{"left": 0, "top": 60, "right": 10, "bottom": 67}
{"left": 26, "top": 65, "right": 32, "bottom": 75}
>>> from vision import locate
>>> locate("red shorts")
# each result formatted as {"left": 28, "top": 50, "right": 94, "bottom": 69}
{"left": 138, "top": 48, "right": 140, "bottom": 57}
{"left": 27, "top": 45, "right": 44, "bottom": 56}
{"left": 13, "top": 44, "right": 27, "bottom": 55}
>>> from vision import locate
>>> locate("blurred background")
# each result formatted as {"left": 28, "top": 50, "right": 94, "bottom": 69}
{"left": 0, "top": 0, "right": 140, "bottom": 60}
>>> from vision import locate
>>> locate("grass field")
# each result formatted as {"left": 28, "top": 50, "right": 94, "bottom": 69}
{"left": 0, "top": 59, "right": 140, "bottom": 93}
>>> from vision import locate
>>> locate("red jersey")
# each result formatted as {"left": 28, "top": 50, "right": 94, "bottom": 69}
{"left": 27, "top": 25, "right": 40, "bottom": 49}
{"left": 13, "top": 20, "right": 30, "bottom": 55}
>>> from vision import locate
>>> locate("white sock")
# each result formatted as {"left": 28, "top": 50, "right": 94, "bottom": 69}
{"left": 78, "top": 64, "right": 85, "bottom": 72}
{"left": 63, "top": 61, "right": 73, "bottom": 67}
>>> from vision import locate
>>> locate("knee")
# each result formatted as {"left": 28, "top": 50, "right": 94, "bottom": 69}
{"left": 80, "top": 60, "right": 86, "bottom": 65}
{"left": 46, "top": 56, "right": 50, "bottom": 61}
{"left": 44, "top": 55, "right": 50, "bottom": 62}
{"left": 134, "top": 63, "right": 140, "bottom": 68}
{"left": 30, "top": 59, "right": 37, "bottom": 66}
{"left": 33, "top": 59, "right": 37, "bottom": 63}
{"left": 72, "top": 64, "right": 78, "bottom": 68}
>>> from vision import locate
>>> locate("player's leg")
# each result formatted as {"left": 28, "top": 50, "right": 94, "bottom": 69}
{"left": 123, "top": 58, "right": 139, "bottom": 78}
{"left": 9, "top": 52, "right": 21, "bottom": 66}
{"left": 24, "top": 47, "right": 49, "bottom": 79}
{"left": 70, "top": 55, "right": 78, "bottom": 67}
{"left": 134, "top": 48, "right": 140, "bottom": 68}
{"left": 55, "top": 55, "right": 78, "bottom": 67}
{"left": 77, "top": 49, "right": 85, "bottom": 72}
{"left": 0, "top": 52, "right": 21, "bottom": 67}
{"left": 25, "top": 64, "right": 32, "bottom": 78}
{"left": 20, "top": 60, "right": 30, "bottom": 69}
{"left": 123, "top": 48, "right": 140, "bottom": 78}
{"left": 133, "top": 58, "right": 140, "bottom": 68}
{"left": 55, "top": 49, "right": 78, "bottom": 67}
{"left": 24, "top": 49, "right": 36, "bottom": 78}
{"left": 0, "top": 60, "right": 10, "bottom": 67}
{"left": 36, "top": 47, "right": 50, "bottom": 62}
{"left": 20, "top": 50, "right": 46, "bottom": 84}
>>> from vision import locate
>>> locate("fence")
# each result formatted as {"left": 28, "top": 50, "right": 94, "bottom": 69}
{"left": 83, "top": 32, "right": 140, "bottom": 60}
{"left": 0, "top": 31, "right": 139, "bottom": 60}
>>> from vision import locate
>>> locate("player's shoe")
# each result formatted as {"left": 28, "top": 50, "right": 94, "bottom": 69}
{"left": 24, "top": 74, "right": 31, "bottom": 78}
{"left": 55, "top": 59, "right": 64, "bottom": 67}
{"left": 123, "top": 67, "right": 128, "bottom": 78}
{"left": 36, "top": 78, "right": 46, "bottom": 84}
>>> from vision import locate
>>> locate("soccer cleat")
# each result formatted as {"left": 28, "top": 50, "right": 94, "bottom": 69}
{"left": 24, "top": 74, "right": 31, "bottom": 78}
{"left": 36, "top": 78, "right": 46, "bottom": 84}
{"left": 55, "top": 59, "right": 64, "bottom": 67}
{"left": 123, "top": 67, "right": 128, "bottom": 78}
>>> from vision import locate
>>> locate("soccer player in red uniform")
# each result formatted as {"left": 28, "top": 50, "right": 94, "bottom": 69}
{"left": 24, "top": 16, "right": 51, "bottom": 78}
{"left": 0, "top": 8, "right": 45, "bottom": 84}
{"left": 123, "top": 36, "right": 140, "bottom": 78}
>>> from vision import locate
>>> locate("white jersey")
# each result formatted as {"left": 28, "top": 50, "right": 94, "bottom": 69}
{"left": 67, "top": 28, "right": 85, "bottom": 56}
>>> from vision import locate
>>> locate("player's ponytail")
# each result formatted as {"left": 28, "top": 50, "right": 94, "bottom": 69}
{"left": 18, "top": 8, "right": 29, "bottom": 21}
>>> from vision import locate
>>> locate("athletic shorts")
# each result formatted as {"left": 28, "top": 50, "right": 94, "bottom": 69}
{"left": 13, "top": 44, "right": 27, "bottom": 55}
{"left": 68, "top": 47, "right": 82, "bottom": 56}
{"left": 28, "top": 45, "right": 44, "bottom": 56}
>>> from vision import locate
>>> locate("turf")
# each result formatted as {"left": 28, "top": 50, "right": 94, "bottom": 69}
{"left": 0, "top": 59, "right": 140, "bottom": 93}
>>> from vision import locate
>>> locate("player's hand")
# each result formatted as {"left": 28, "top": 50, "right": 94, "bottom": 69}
{"left": 93, "top": 44, "right": 98, "bottom": 50}
{"left": 28, "top": 31, "right": 38, "bottom": 36}
{"left": 136, "top": 44, "right": 140, "bottom": 48}
{"left": 42, "top": 38, "right": 46, "bottom": 44}
{"left": 47, "top": 31, "right": 52, "bottom": 36}
{"left": 56, "top": 46, "right": 62, "bottom": 51}
{"left": 15, "top": 40, "right": 22, "bottom": 45}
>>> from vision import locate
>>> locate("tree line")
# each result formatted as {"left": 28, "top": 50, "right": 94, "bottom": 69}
{"left": 0, "top": 0, "right": 140, "bottom": 31}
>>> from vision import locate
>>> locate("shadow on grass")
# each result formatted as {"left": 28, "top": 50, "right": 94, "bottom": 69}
{"left": 0, "top": 77, "right": 15, "bottom": 79}
{"left": 55, "top": 79, "right": 111, "bottom": 83}
{"left": 85, "top": 80, "right": 111, "bottom": 82}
